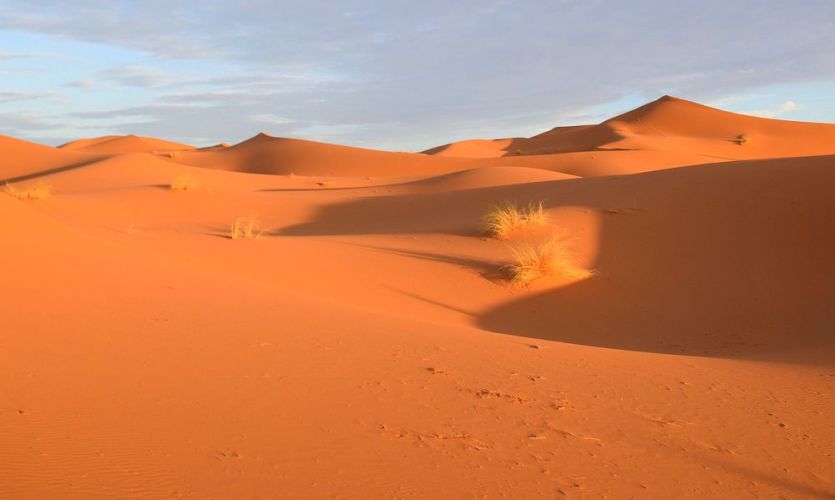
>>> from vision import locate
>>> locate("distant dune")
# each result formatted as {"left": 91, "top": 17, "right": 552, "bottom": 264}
{"left": 425, "top": 96, "right": 835, "bottom": 160}
{"left": 168, "top": 132, "right": 474, "bottom": 177}
{"left": 0, "top": 134, "right": 97, "bottom": 183}
{"left": 2, "top": 96, "right": 833, "bottom": 499}
{"left": 59, "top": 134, "right": 195, "bottom": 155}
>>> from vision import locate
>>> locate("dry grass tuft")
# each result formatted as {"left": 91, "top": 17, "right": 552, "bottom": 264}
{"left": 230, "top": 216, "right": 262, "bottom": 240}
{"left": 4, "top": 182, "right": 52, "bottom": 201}
{"left": 482, "top": 200, "right": 549, "bottom": 239}
{"left": 505, "top": 236, "right": 594, "bottom": 285}
{"left": 735, "top": 134, "right": 749, "bottom": 145}
{"left": 170, "top": 174, "right": 198, "bottom": 191}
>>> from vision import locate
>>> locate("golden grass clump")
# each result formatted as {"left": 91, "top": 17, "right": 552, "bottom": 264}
{"left": 4, "top": 182, "right": 52, "bottom": 201}
{"left": 230, "top": 216, "right": 261, "bottom": 240}
{"left": 505, "top": 236, "right": 594, "bottom": 285}
{"left": 170, "top": 174, "right": 198, "bottom": 191}
{"left": 482, "top": 200, "right": 549, "bottom": 239}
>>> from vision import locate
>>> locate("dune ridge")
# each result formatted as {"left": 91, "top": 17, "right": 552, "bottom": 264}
{"left": 59, "top": 134, "right": 195, "bottom": 155}
{"left": 425, "top": 95, "right": 835, "bottom": 161}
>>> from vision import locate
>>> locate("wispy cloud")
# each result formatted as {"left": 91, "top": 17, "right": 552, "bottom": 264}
{"left": 64, "top": 79, "right": 96, "bottom": 90}
{"left": 97, "top": 64, "right": 173, "bottom": 88}
{"left": 744, "top": 100, "right": 801, "bottom": 118}
{"left": 251, "top": 114, "right": 295, "bottom": 125}
{"left": 0, "top": 50, "right": 58, "bottom": 61}
{"left": 0, "top": 89, "right": 53, "bottom": 103}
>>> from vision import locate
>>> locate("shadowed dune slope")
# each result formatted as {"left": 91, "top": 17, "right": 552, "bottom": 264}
{"left": 0, "top": 134, "right": 100, "bottom": 183}
{"left": 365, "top": 166, "right": 577, "bottom": 194}
{"left": 479, "top": 154, "right": 835, "bottom": 361}
{"left": 280, "top": 154, "right": 835, "bottom": 362}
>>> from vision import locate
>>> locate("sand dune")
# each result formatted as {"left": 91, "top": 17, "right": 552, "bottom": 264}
{"left": 1, "top": 134, "right": 84, "bottom": 165}
{"left": 426, "top": 95, "right": 835, "bottom": 162}
{"left": 362, "top": 166, "right": 577, "bottom": 195}
{"left": 422, "top": 138, "right": 517, "bottom": 158}
{"left": 2, "top": 96, "right": 833, "bottom": 499}
{"left": 0, "top": 134, "right": 99, "bottom": 184}
{"left": 51, "top": 96, "right": 835, "bottom": 180}
{"left": 170, "top": 132, "right": 473, "bottom": 177}
{"left": 164, "top": 130, "right": 715, "bottom": 178}
{"left": 196, "top": 142, "right": 231, "bottom": 151}
{"left": 59, "top": 134, "right": 195, "bottom": 155}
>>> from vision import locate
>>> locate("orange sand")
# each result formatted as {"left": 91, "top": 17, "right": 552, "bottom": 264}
{"left": 1, "top": 96, "right": 833, "bottom": 499}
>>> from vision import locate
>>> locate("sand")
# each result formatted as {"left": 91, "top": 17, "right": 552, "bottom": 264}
{"left": 1, "top": 96, "right": 833, "bottom": 499}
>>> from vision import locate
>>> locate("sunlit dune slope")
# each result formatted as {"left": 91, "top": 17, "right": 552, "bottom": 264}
{"left": 59, "top": 134, "right": 195, "bottom": 155}
{"left": 0, "top": 134, "right": 97, "bottom": 183}
{"left": 170, "top": 132, "right": 473, "bottom": 177}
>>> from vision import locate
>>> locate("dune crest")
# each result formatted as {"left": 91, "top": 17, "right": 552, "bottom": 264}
{"left": 425, "top": 95, "right": 835, "bottom": 161}
{"left": 31, "top": 95, "right": 833, "bottom": 179}
{"left": 170, "top": 132, "right": 472, "bottom": 177}
{"left": 59, "top": 134, "right": 195, "bottom": 155}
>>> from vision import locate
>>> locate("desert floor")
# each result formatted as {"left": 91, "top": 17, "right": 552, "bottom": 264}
{"left": 1, "top": 96, "right": 833, "bottom": 499}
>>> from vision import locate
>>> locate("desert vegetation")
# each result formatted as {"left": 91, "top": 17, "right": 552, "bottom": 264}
{"left": 504, "top": 235, "right": 594, "bottom": 285}
{"left": 170, "top": 174, "right": 198, "bottom": 191}
{"left": 482, "top": 200, "right": 549, "bottom": 239}
{"left": 3, "top": 182, "right": 52, "bottom": 201}
{"left": 230, "top": 216, "right": 261, "bottom": 239}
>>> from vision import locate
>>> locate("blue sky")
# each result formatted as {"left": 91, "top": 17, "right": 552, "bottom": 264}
{"left": 1, "top": 1, "right": 835, "bottom": 150}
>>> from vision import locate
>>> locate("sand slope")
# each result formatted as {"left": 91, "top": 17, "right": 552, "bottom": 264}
{"left": 426, "top": 96, "right": 835, "bottom": 163}
{"left": 0, "top": 134, "right": 100, "bottom": 183}
{"left": 170, "top": 132, "right": 474, "bottom": 177}
{"left": 59, "top": 134, "right": 195, "bottom": 155}
{"left": 1, "top": 96, "right": 833, "bottom": 499}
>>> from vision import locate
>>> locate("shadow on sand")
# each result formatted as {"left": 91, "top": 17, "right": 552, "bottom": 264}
{"left": 277, "top": 157, "right": 835, "bottom": 362}
{"left": 1, "top": 157, "right": 102, "bottom": 185}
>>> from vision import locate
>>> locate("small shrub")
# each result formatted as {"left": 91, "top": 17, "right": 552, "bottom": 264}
{"left": 482, "top": 200, "right": 549, "bottom": 239}
{"left": 735, "top": 134, "right": 748, "bottom": 145}
{"left": 4, "top": 182, "right": 52, "bottom": 201}
{"left": 230, "top": 216, "right": 261, "bottom": 239}
{"left": 505, "top": 236, "right": 594, "bottom": 285}
{"left": 170, "top": 174, "right": 198, "bottom": 191}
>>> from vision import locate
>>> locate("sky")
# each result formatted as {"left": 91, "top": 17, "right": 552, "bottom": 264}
{"left": 1, "top": 0, "right": 835, "bottom": 150}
